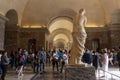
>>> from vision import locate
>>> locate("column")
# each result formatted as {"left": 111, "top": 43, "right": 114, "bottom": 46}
{"left": 0, "top": 14, "right": 8, "bottom": 50}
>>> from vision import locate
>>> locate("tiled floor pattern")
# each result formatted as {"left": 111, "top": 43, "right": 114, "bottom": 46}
{"left": 4, "top": 66, "right": 120, "bottom": 80}
{"left": 33, "top": 67, "right": 120, "bottom": 80}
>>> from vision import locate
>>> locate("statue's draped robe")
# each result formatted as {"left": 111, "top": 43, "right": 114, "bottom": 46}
{"left": 69, "top": 14, "right": 87, "bottom": 64}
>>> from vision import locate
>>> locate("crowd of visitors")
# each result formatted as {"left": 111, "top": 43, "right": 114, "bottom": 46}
{"left": 82, "top": 47, "right": 120, "bottom": 77}
{"left": 0, "top": 46, "right": 120, "bottom": 80}
{"left": 0, "top": 47, "right": 70, "bottom": 80}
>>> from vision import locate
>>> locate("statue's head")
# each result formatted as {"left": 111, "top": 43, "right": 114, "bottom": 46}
{"left": 79, "top": 8, "right": 86, "bottom": 15}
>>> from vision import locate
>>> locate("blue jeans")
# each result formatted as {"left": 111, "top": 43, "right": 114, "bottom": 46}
{"left": 1, "top": 65, "right": 8, "bottom": 80}
{"left": 40, "top": 62, "right": 45, "bottom": 72}
{"left": 11, "top": 59, "right": 15, "bottom": 69}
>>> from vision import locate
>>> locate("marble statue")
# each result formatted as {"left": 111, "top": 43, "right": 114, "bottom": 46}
{"left": 69, "top": 9, "right": 87, "bottom": 64}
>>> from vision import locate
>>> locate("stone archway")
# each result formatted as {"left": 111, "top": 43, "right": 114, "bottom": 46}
{"left": 48, "top": 17, "right": 73, "bottom": 50}
{"left": 5, "top": 9, "right": 19, "bottom": 53}
{"left": 53, "top": 33, "right": 69, "bottom": 49}
{"left": 5, "top": 9, "right": 18, "bottom": 28}
{"left": 53, "top": 39, "right": 66, "bottom": 49}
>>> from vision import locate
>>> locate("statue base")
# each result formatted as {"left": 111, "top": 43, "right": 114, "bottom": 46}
{"left": 65, "top": 64, "right": 96, "bottom": 80}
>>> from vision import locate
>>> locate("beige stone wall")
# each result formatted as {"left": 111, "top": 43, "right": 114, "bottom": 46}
{"left": 108, "top": 25, "right": 120, "bottom": 48}
{"left": 85, "top": 28, "right": 108, "bottom": 50}
{"left": 19, "top": 28, "right": 47, "bottom": 51}
{"left": 3, "top": 26, "right": 120, "bottom": 53}
{"left": 85, "top": 26, "right": 120, "bottom": 50}
{"left": 4, "top": 28, "right": 19, "bottom": 53}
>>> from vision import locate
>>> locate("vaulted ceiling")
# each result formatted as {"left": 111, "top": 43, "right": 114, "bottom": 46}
{"left": 0, "top": 0, "right": 120, "bottom": 27}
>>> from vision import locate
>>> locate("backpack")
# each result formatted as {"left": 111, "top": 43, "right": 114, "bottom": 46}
{"left": 81, "top": 53, "right": 88, "bottom": 63}
{"left": 19, "top": 55, "right": 25, "bottom": 65}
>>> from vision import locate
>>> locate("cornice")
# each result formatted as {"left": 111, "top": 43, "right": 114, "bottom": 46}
{"left": 0, "top": 14, "right": 8, "bottom": 21}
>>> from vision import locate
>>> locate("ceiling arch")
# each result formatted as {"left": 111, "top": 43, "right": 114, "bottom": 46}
{"left": 53, "top": 34, "right": 69, "bottom": 43}
{"left": 0, "top": 0, "right": 120, "bottom": 26}
{"left": 54, "top": 39, "right": 66, "bottom": 44}
{"left": 110, "top": 9, "right": 120, "bottom": 24}
{"left": 48, "top": 16, "right": 73, "bottom": 27}
{"left": 49, "top": 17, "right": 73, "bottom": 33}
{"left": 53, "top": 39, "right": 66, "bottom": 48}
{"left": 49, "top": 28, "right": 72, "bottom": 41}
{"left": 21, "top": 0, "right": 113, "bottom": 27}
{"left": 0, "top": 0, "right": 29, "bottom": 25}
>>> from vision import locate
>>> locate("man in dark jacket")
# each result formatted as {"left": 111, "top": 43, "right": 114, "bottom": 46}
{"left": 82, "top": 49, "right": 93, "bottom": 65}
{"left": 1, "top": 51, "right": 9, "bottom": 80}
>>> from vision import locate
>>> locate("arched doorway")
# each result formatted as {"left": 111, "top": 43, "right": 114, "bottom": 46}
{"left": 5, "top": 9, "right": 19, "bottom": 53}
{"left": 92, "top": 38, "right": 100, "bottom": 51}
{"left": 48, "top": 17, "right": 73, "bottom": 50}
{"left": 53, "top": 34, "right": 69, "bottom": 49}
{"left": 28, "top": 39, "right": 36, "bottom": 53}
{"left": 54, "top": 39, "right": 65, "bottom": 49}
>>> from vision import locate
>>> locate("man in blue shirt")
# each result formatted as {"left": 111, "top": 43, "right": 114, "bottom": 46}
{"left": 58, "top": 49, "right": 63, "bottom": 62}
{"left": 39, "top": 47, "right": 46, "bottom": 74}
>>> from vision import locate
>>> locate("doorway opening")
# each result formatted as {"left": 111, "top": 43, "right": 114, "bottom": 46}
{"left": 28, "top": 39, "right": 36, "bottom": 53}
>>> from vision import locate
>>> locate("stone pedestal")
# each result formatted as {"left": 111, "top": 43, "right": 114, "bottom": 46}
{"left": 0, "top": 14, "right": 8, "bottom": 50}
{"left": 65, "top": 65, "right": 96, "bottom": 80}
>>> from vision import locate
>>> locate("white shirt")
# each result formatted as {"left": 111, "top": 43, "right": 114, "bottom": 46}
{"left": 53, "top": 53, "right": 58, "bottom": 60}
{"left": 63, "top": 54, "right": 68, "bottom": 64}
{"left": 102, "top": 53, "right": 109, "bottom": 71}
